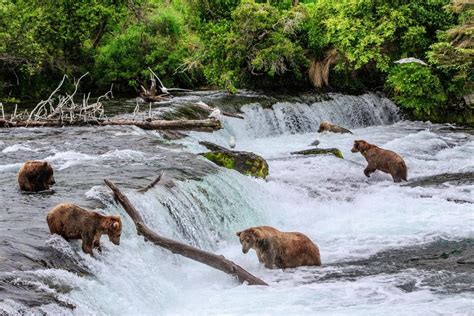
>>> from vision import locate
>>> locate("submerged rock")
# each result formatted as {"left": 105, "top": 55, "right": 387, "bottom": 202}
{"left": 403, "top": 172, "right": 474, "bottom": 187}
{"left": 291, "top": 148, "right": 344, "bottom": 159}
{"left": 200, "top": 142, "right": 269, "bottom": 179}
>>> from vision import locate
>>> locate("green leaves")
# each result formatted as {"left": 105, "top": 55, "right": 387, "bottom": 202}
{"left": 386, "top": 63, "right": 447, "bottom": 116}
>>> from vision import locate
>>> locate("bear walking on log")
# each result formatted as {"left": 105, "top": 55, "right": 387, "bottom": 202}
{"left": 237, "top": 226, "right": 321, "bottom": 269}
{"left": 17, "top": 160, "right": 55, "bottom": 192}
{"left": 318, "top": 121, "right": 352, "bottom": 134}
{"left": 351, "top": 140, "right": 407, "bottom": 182}
{"left": 47, "top": 203, "right": 122, "bottom": 256}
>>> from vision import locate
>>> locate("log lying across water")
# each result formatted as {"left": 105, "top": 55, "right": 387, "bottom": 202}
{"left": 104, "top": 179, "right": 268, "bottom": 286}
{"left": 0, "top": 118, "right": 221, "bottom": 132}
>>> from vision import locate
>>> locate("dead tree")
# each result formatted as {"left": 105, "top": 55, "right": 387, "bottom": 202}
{"left": 104, "top": 179, "right": 268, "bottom": 286}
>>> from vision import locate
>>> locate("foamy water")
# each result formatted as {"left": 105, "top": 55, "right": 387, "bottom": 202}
{"left": 1, "top": 93, "right": 472, "bottom": 315}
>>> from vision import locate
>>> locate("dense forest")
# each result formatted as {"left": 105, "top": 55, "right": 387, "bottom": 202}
{"left": 0, "top": 0, "right": 472, "bottom": 122}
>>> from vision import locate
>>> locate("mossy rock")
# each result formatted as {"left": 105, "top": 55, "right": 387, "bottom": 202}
{"left": 201, "top": 150, "right": 269, "bottom": 179}
{"left": 291, "top": 148, "right": 344, "bottom": 159}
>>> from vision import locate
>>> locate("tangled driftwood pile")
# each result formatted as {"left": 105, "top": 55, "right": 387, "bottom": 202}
{"left": 0, "top": 73, "right": 221, "bottom": 132}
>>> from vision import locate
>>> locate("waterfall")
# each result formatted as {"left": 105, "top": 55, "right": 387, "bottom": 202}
{"left": 223, "top": 93, "right": 399, "bottom": 139}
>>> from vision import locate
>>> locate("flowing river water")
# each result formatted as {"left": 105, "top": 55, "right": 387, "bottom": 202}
{"left": 0, "top": 92, "right": 473, "bottom": 315}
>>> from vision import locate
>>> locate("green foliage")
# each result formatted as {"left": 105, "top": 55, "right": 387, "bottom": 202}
{"left": 187, "top": 0, "right": 241, "bottom": 21}
{"left": 427, "top": 1, "right": 473, "bottom": 105}
{"left": 386, "top": 63, "right": 447, "bottom": 116}
{"left": 202, "top": 1, "right": 307, "bottom": 91}
{"left": 95, "top": 5, "right": 203, "bottom": 89}
{"left": 0, "top": 0, "right": 470, "bottom": 123}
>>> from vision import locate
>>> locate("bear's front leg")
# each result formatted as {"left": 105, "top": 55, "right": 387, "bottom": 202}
{"left": 81, "top": 233, "right": 94, "bottom": 256}
{"left": 93, "top": 235, "right": 102, "bottom": 253}
{"left": 364, "top": 164, "right": 377, "bottom": 178}
{"left": 261, "top": 245, "right": 277, "bottom": 269}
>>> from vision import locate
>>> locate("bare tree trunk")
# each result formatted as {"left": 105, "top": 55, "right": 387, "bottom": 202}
{"left": 104, "top": 179, "right": 268, "bottom": 286}
{"left": 0, "top": 118, "right": 221, "bottom": 132}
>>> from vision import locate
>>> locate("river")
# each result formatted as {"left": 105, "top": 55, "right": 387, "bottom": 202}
{"left": 0, "top": 92, "right": 473, "bottom": 315}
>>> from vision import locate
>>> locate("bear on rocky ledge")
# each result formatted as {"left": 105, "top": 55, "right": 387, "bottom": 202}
{"left": 47, "top": 203, "right": 122, "bottom": 256}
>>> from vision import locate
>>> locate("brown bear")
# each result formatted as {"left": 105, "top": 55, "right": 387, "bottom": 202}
{"left": 351, "top": 140, "right": 407, "bottom": 182}
{"left": 17, "top": 160, "right": 55, "bottom": 192}
{"left": 318, "top": 121, "right": 352, "bottom": 134}
{"left": 47, "top": 203, "right": 122, "bottom": 256}
{"left": 236, "top": 226, "right": 321, "bottom": 269}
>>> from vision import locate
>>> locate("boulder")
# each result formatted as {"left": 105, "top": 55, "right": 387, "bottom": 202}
{"left": 291, "top": 148, "right": 344, "bottom": 159}
{"left": 199, "top": 142, "right": 269, "bottom": 179}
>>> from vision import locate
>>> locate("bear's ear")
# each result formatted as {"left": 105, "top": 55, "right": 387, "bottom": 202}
{"left": 42, "top": 161, "right": 48, "bottom": 166}
{"left": 249, "top": 228, "right": 260, "bottom": 238}
{"left": 236, "top": 231, "right": 242, "bottom": 237}
{"left": 109, "top": 220, "right": 120, "bottom": 231}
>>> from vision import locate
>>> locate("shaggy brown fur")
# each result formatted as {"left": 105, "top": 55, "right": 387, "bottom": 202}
{"left": 318, "top": 122, "right": 352, "bottom": 134}
{"left": 351, "top": 140, "right": 408, "bottom": 183}
{"left": 47, "top": 203, "right": 122, "bottom": 256}
{"left": 237, "top": 226, "right": 321, "bottom": 269}
{"left": 17, "top": 160, "right": 55, "bottom": 192}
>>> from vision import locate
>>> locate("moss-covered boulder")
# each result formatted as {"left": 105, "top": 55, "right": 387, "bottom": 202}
{"left": 200, "top": 143, "right": 269, "bottom": 179}
{"left": 291, "top": 148, "right": 344, "bottom": 159}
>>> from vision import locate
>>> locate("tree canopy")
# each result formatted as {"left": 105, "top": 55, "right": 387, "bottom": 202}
{"left": 0, "top": 0, "right": 472, "bottom": 121}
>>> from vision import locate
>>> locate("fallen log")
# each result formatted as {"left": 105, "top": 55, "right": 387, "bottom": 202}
{"left": 104, "top": 179, "right": 268, "bottom": 286}
{"left": 0, "top": 118, "right": 221, "bottom": 132}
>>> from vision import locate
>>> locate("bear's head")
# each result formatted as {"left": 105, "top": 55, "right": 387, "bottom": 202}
{"left": 40, "top": 162, "right": 56, "bottom": 188}
{"left": 103, "top": 216, "right": 122, "bottom": 245}
{"left": 236, "top": 228, "right": 261, "bottom": 254}
{"left": 351, "top": 140, "right": 371, "bottom": 153}
{"left": 318, "top": 122, "right": 330, "bottom": 133}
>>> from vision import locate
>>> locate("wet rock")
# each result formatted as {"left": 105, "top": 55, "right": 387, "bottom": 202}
{"left": 199, "top": 142, "right": 269, "bottom": 179}
{"left": 291, "top": 148, "right": 344, "bottom": 159}
{"left": 403, "top": 172, "right": 474, "bottom": 187}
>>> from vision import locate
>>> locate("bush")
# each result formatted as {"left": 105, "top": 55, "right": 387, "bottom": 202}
{"left": 95, "top": 6, "right": 203, "bottom": 91}
{"left": 386, "top": 63, "right": 447, "bottom": 117}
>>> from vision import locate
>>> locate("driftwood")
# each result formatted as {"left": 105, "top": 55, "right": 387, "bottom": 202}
{"left": 104, "top": 179, "right": 268, "bottom": 286}
{"left": 0, "top": 118, "right": 221, "bottom": 132}
{"left": 140, "top": 68, "right": 192, "bottom": 102}
{"left": 137, "top": 172, "right": 164, "bottom": 193}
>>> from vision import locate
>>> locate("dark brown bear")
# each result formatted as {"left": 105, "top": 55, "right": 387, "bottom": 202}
{"left": 47, "top": 203, "right": 122, "bottom": 256}
{"left": 318, "top": 121, "right": 352, "bottom": 134}
{"left": 351, "top": 140, "right": 407, "bottom": 182}
{"left": 237, "top": 226, "right": 321, "bottom": 269}
{"left": 17, "top": 160, "right": 55, "bottom": 192}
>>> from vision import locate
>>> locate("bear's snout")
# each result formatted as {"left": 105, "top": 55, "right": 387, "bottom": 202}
{"left": 50, "top": 177, "right": 56, "bottom": 185}
{"left": 351, "top": 147, "right": 358, "bottom": 153}
{"left": 242, "top": 246, "right": 249, "bottom": 254}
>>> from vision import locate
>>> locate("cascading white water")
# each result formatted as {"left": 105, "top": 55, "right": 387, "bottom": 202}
{"left": 225, "top": 93, "right": 399, "bottom": 139}
{"left": 1, "top": 93, "right": 473, "bottom": 315}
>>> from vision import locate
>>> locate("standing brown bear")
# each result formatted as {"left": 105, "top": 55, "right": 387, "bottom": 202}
{"left": 237, "top": 226, "right": 321, "bottom": 269}
{"left": 47, "top": 203, "right": 122, "bottom": 256}
{"left": 318, "top": 121, "right": 352, "bottom": 134}
{"left": 351, "top": 140, "right": 407, "bottom": 182}
{"left": 18, "top": 160, "right": 55, "bottom": 192}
